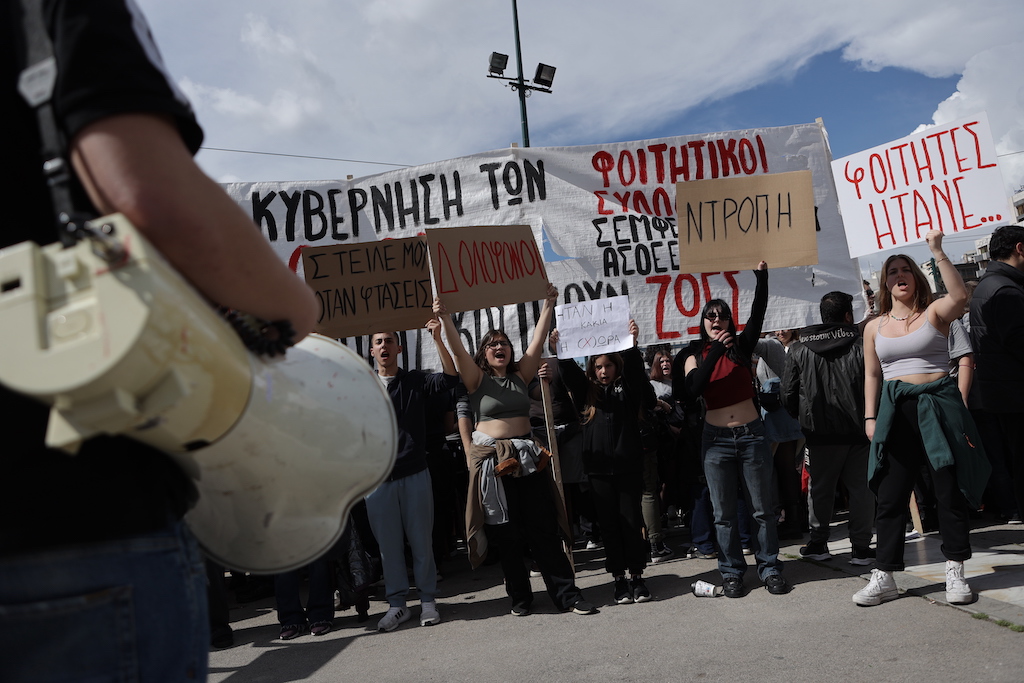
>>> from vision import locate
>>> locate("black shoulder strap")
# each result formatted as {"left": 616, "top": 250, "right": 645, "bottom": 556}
{"left": 14, "top": 0, "right": 94, "bottom": 246}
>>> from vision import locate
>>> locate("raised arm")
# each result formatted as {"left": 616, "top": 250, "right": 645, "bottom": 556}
{"left": 434, "top": 298, "right": 484, "bottom": 394}
{"left": 737, "top": 262, "right": 769, "bottom": 354}
{"left": 925, "top": 230, "right": 967, "bottom": 328}
{"left": 516, "top": 283, "right": 558, "bottom": 384}
{"left": 427, "top": 318, "right": 458, "bottom": 377}
{"left": 623, "top": 320, "right": 656, "bottom": 410}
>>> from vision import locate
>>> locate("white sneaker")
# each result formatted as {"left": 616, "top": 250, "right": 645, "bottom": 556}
{"left": 945, "top": 560, "right": 973, "bottom": 604}
{"left": 377, "top": 606, "right": 410, "bottom": 632}
{"left": 420, "top": 601, "right": 441, "bottom": 626}
{"left": 852, "top": 568, "right": 899, "bottom": 606}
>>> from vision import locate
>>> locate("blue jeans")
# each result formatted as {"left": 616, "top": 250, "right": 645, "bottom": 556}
{"left": 275, "top": 556, "right": 335, "bottom": 626}
{"left": 702, "top": 419, "right": 782, "bottom": 581}
{"left": 0, "top": 520, "right": 209, "bottom": 683}
{"left": 365, "top": 468, "right": 437, "bottom": 607}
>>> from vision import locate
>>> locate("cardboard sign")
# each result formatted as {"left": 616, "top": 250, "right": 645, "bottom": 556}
{"left": 301, "top": 235, "right": 432, "bottom": 338}
{"left": 427, "top": 225, "right": 549, "bottom": 313}
{"left": 554, "top": 295, "right": 632, "bottom": 359}
{"left": 675, "top": 170, "right": 818, "bottom": 272}
{"left": 832, "top": 112, "right": 1010, "bottom": 258}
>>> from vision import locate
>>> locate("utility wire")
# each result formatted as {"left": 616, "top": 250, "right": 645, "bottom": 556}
{"left": 198, "top": 145, "right": 1024, "bottom": 168}
{"left": 199, "top": 146, "right": 411, "bottom": 168}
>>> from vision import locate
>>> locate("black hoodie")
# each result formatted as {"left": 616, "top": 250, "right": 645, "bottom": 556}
{"left": 780, "top": 323, "right": 867, "bottom": 444}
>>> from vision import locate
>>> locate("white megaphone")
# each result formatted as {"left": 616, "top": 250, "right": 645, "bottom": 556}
{"left": 0, "top": 213, "right": 396, "bottom": 574}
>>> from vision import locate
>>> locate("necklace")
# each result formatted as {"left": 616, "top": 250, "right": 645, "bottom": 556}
{"left": 889, "top": 312, "right": 911, "bottom": 321}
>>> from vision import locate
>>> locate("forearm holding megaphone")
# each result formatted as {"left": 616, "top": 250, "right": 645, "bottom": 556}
{"left": 0, "top": 114, "right": 397, "bottom": 573}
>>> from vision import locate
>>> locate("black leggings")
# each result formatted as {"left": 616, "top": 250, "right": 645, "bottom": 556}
{"left": 588, "top": 473, "right": 647, "bottom": 577}
{"left": 875, "top": 396, "right": 972, "bottom": 572}
{"left": 486, "top": 472, "right": 581, "bottom": 610}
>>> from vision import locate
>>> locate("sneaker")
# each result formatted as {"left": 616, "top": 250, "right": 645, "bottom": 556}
{"left": 510, "top": 602, "right": 531, "bottom": 617}
{"left": 763, "top": 574, "right": 791, "bottom": 595}
{"left": 211, "top": 627, "right": 235, "bottom": 649}
{"left": 722, "top": 575, "right": 744, "bottom": 599}
{"left": 799, "top": 541, "right": 832, "bottom": 561}
{"left": 279, "top": 623, "right": 306, "bottom": 640}
{"left": 945, "top": 560, "right": 973, "bottom": 604}
{"left": 377, "top": 606, "right": 411, "bottom": 632}
{"left": 571, "top": 598, "right": 597, "bottom": 615}
{"left": 650, "top": 540, "right": 674, "bottom": 564}
{"left": 688, "top": 547, "right": 718, "bottom": 560}
{"left": 741, "top": 546, "right": 753, "bottom": 556}
{"left": 852, "top": 568, "right": 899, "bottom": 606}
{"left": 585, "top": 539, "right": 601, "bottom": 550}
{"left": 529, "top": 562, "right": 542, "bottom": 578}
{"left": 309, "top": 621, "right": 332, "bottom": 637}
{"left": 613, "top": 576, "right": 633, "bottom": 604}
{"left": 420, "top": 601, "right": 441, "bottom": 626}
{"left": 630, "top": 576, "right": 652, "bottom": 603}
{"left": 850, "top": 545, "right": 876, "bottom": 566}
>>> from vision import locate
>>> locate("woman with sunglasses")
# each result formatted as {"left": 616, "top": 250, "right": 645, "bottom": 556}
{"left": 435, "top": 287, "right": 596, "bottom": 617}
{"left": 672, "top": 261, "right": 790, "bottom": 598}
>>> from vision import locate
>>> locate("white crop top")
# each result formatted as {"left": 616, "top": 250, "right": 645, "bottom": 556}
{"left": 874, "top": 318, "right": 949, "bottom": 380}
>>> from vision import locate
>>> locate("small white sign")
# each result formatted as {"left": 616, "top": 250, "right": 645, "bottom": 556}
{"left": 554, "top": 295, "right": 632, "bottom": 359}
{"left": 832, "top": 112, "right": 1010, "bottom": 258}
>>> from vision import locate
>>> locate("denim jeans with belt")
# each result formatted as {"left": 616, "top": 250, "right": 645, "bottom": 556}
{"left": 0, "top": 520, "right": 209, "bottom": 683}
{"left": 702, "top": 418, "right": 782, "bottom": 581}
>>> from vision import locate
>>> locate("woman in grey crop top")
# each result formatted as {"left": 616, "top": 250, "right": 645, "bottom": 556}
{"left": 856, "top": 229, "right": 981, "bottom": 609}
{"left": 435, "top": 286, "right": 597, "bottom": 617}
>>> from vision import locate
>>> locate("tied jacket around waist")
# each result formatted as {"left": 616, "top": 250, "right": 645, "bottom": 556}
{"left": 869, "top": 375, "right": 991, "bottom": 508}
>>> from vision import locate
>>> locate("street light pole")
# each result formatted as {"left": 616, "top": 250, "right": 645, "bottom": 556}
{"left": 510, "top": 0, "right": 530, "bottom": 147}
{"left": 487, "top": 1, "right": 555, "bottom": 149}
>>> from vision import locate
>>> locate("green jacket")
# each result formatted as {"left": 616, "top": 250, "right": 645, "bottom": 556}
{"left": 869, "top": 375, "right": 991, "bottom": 508}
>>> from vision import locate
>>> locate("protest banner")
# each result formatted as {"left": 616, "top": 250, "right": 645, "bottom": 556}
{"left": 554, "top": 295, "right": 632, "bottom": 359}
{"left": 676, "top": 170, "right": 818, "bottom": 272}
{"left": 300, "top": 235, "right": 431, "bottom": 338}
{"left": 426, "top": 225, "right": 548, "bottom": 313}
{"left": 832, "top": 112, "right": 1011, "bottom": 258}
{"left": 225, "top": 120, "right": 860, "bottom": 370}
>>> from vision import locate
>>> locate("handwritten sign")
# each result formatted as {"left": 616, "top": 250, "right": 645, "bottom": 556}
{"left": 427, "top": 225, "right": 549, "bottom": 313}
{"left": 832, "top": 113, "right": 1010, "bottom": 258}
{"left": 554, "top": 295, "right": 632, "bottom": 359}
{"left": 301, "top": 235, "right": 432, "bottom": 338}
{"left": 675, "top": 170, "right": 817, "bottom": 273}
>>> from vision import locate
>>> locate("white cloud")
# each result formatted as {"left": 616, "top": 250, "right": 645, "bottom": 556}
{"left": 909, "top": 42, "right": 1024, "bottom": 194}
{"left": 136, "top": 0, "right": 1024, "bottom": 191}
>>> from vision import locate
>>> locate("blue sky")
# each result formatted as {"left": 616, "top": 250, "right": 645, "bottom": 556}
{"left": 635, "top": 49, "right": 961, "bottom": 161}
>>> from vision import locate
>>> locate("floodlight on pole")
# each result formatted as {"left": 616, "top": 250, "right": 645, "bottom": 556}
{"left": 485, "top": 0, "right": 555, "bottom": 147}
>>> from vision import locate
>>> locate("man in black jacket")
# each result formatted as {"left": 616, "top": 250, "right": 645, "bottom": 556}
{"left": 781, "top": 291, "right": 875, "bottom": 565}
{"left": 970, "top": 225, "right": 1024, "bottom": 519}
{"left": 367, "top": 323, "right": 459, "bottom": 632}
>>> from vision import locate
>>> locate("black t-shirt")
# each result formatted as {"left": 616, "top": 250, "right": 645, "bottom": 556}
{"left": 1, "top": 0, "right": 204, "bottom": 555}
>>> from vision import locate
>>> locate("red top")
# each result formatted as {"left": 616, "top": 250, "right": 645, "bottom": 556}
{"left": 701, "top": 347, "right": 754, "bottom": 410}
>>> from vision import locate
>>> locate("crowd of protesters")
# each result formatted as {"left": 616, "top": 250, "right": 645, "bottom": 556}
{"left": 8, "top": 4, "right": 1023, "bottom": 681}
{"left": 201, "top": 224, "right": 1024, "bottom": 647}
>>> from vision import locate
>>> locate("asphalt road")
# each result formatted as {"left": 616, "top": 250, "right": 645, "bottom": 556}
{"left": 208, "top": 517, "right": 1024, "bottom": 683}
